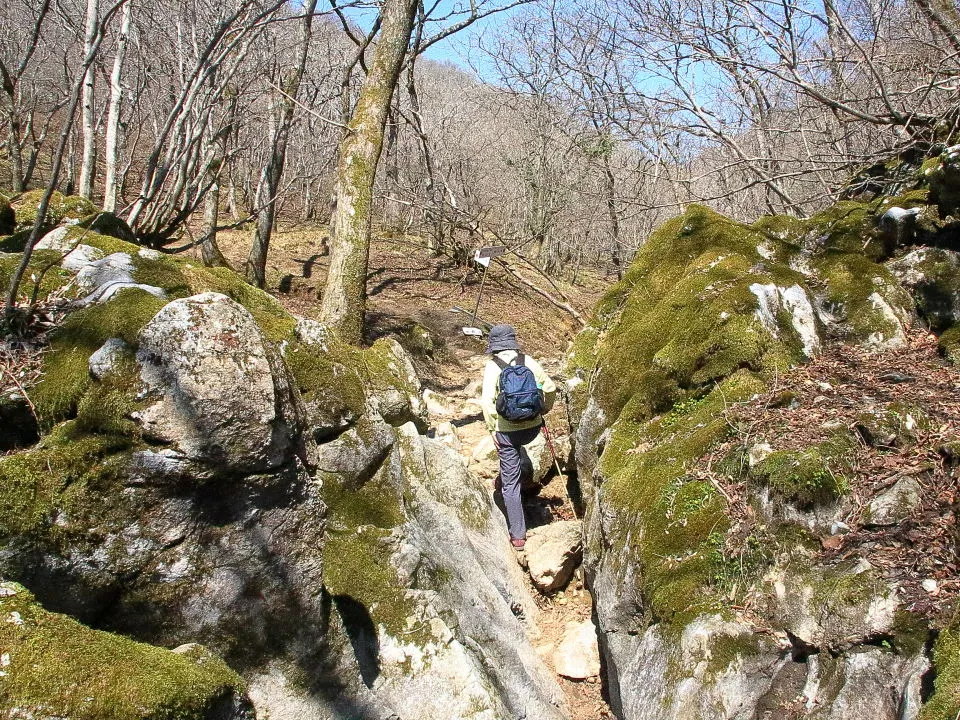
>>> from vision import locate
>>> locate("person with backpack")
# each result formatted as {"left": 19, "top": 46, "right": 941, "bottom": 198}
{"left": 480, "top": 324, "right": 556, "bottom": 549}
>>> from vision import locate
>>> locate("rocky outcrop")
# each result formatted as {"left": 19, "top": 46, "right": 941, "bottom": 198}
{"left": 0, "top": 230, "right": 565, "bottom": 720}
{"left": 567, "top": 202, "right": 949, "bottom": 719}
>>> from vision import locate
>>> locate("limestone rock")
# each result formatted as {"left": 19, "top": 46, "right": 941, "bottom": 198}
{"left": 526, "top": 520, "right": 583, "bottom": 593}
{"left": 433, "top": 421, "right": 462, "bottom": 453}
{"left": 423, "top": 388, "right": 456, "bottom": 417}
{"left": 89, "top": 337, "right": 130, "bottom": 379}
{"left": 750, "top": 282, "right": 822, "bottom": 357}
{"left": 133, "top": 292, "right": 296, "bottom": 476}
{"left": 369, "top": 338, "right": 427, "bottom": 430}
{"left": 35, "top": 225, "right": 72, "bottom": 251}
{"left": 888, "top": 247, "right": 960, "bottom": 331}
{"left": 866, "top": 476, "right": 922, "bottom": 526}
{"left": 72, "top": 251, "right": 166, "bottom": 306}
{"left": 763, "top": 560, "right": 897, "bottom": 649}
{"left": 553, "top": 620, "right": 600, "bottom": 679}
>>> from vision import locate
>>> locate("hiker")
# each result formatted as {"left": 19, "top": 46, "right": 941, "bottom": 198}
{"left": 480, "top": 324, "right": 556, "bottom": 549}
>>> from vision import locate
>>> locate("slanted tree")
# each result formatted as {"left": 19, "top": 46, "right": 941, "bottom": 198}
{"left": 318, "top": 0, "right": 418, "bottom": 342}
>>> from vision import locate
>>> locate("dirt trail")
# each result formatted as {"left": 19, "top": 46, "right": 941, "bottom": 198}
{"left": 425, "top": 345, "right": 613, "bottom": 720}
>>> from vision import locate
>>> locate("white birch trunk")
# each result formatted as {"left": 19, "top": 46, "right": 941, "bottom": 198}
{"left": 78, "top": 0, "right": 99, "bottom": 199}
{"left": 103, "top": 0, "right": 131, "bottom": 213}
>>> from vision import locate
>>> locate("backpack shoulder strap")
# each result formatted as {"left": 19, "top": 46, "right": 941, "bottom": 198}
{"left": 513, "top": 352, "right": 525, "bottom": 366}
{"left": 491, "top": 355, "right": 508, "bottom": 370}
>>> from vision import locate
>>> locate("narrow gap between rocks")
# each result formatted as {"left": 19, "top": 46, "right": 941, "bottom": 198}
{"left": 424, "top": 346, "right": 615, "bottom": 720}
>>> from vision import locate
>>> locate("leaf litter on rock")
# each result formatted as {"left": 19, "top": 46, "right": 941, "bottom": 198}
{"left": 699, "top": 329, "right": 960, "bottom": 625}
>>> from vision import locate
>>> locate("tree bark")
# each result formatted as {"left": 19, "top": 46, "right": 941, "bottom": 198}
{"left": 245, "top": 0, "right": 319, "bottom": 287}
{"left": 103, "top": 0, "right": 131, "bottom": 212}
{"left": 319, "top": 0, "right": 418, "bottom": 343}
{"left": 201, "top": 182, "right": 229, "bottom": 266}
{"left": 78, "top": 0, "right": 99, "bottom": 199}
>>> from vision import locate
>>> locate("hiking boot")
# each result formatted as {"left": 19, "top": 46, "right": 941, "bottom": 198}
{"left": 510, "top": 538, "right": 526, "bottom": 549}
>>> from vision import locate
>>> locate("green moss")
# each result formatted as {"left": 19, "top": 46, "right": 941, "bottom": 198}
{"left": 812, "top": 251, "right": 907, "bottom": 343}
{"left": 588, "top": 206, "right": 802, "bottom": 423}
{"left": 598, "top": 371, "right": 766, "bottom": 623}
{"left": 805, "top": 201, "right": 882, "bottom": 260}
{"left": 285, "top": 339, "right": 367, "bottom": 421}
{"left": 0, "top": 582, "right": 244, "bottom": 720}
{"left": 750, "top": 434, "right": 853, "bottom": 506}
{"left": 359, "top": 338, "right": 419, "bottom": 399}
{"left": 13, "top": 190, "right": 96, "bottom": 231}
{"left": 921, "top": 610, "right": 960, "bottom": 720}
{"left": 705, "top": 632, "right": 764, "bottom": 677}
{"left": 903, "top": 248, "right": 960, "bottom": 331}
{"left": 0, "top": 229, "right": 31, "bottom": 252}
{"left": 68, "top": 227, "right": 140, "bottom": 256}
{"left": 752, "top": 214, "right": 806, "bottom": 242}
{"left": 0, "top": 248, "right": 73, "bottom": 305}
{"left": 30, "top": 289, "right": 166, "bottom": 427}
{"left": 74, "top": 359, "right": 144, "bottom": 439}
{"left": 0, "top": 425, "right": 130, "bottom": 538}
{"left": 939, "top": 325, "right": 960, "bottom": 365}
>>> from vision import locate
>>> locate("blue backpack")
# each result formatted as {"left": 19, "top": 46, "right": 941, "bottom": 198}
{"left": 493, "top": 353, "right": 544, "bottom": 422}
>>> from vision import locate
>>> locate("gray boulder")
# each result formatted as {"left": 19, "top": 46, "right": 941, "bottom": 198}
{"left": 887, "top": 247, "right": 960, "bottom": 331}
{"left": 73, "top": 251, "right": 166, "bottom": 305}
{"left": 89, "top": 337, "right": 130, "bottom": 379}
{"left": 133, "top": 292, "right": 297, "bottom": 476}
{"left": 866, "top": 476, "right": 922, "bottom": 526}
{"left": 553, "top": 620, "right": 600, "bottom": 679}
{"left": 526, "top": 520, "right": 583, "bottom": 593}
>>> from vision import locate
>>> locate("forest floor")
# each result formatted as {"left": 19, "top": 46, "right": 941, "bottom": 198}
{"left": 217, "top": 226, "right": 617, "bottom": 719}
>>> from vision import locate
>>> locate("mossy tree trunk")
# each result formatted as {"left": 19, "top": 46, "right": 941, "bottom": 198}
{"left": 318, "top": 0, "right": 418, "bottom": 344}
{"left": 245, "top": 0, "right": 318, "bottom": 288}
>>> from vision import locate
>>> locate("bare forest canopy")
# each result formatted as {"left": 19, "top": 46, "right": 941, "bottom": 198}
{"left": 1, "top": 0, "right": 959, "bottom": 286}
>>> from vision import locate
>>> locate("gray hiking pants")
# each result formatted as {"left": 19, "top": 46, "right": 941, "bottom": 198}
{"left": 494, "top": 424, "right": 542, "bottom": 540}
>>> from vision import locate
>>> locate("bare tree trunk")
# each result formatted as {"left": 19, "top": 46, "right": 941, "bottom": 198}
{"left": 5, "top": 0, "right": 123, "bottom": 321}
{"left": 602, "top": 156, "right": 622, "bottom": 280}
{"left": 6, "top": 119, "right": 24, "bottom": 193}
{"left": 245, "top": 0, "right": 318, "bottom": 287}
{"left": 103, "top": 0, "right": 131, "bottom": 212}
{"left": 201, "top": 182, "right": 229, "bottom": 266}
{"left": 319, "top": 0, "right": 418, "bottom": 343}
{"left": 78, "top": 0, "right": 99, "bottom": 199}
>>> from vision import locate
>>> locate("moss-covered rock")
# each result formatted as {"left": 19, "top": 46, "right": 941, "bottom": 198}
{"left": 0, "top": 581, "right": 250, "bottom": 720}
{"left": 13, "top": 190, "right": 96, "bottom": 231}
{"left": 922, "top": 612, "right": 960, "bottom": 720}
{"left": 750, "top": 434, "right": 853, "bottom": 507}
{"left": 888, "top": 247, "right": 960, "bottom": 331}
{"left": 927, "top": 145, "right": 960, "bottom": 217}
{"left": 585, "top": 205, "right": 806, "bottom": 423}
{"left": 77, "top": 211, "right": 137, "bottom": 243}
{"left": 939, "top": 325, "right": 960, "bottom": 364}
{"left": 30, "top": 288, "right": 166, "bottom": 428}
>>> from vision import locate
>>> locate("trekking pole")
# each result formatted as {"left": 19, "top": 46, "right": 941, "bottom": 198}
{"left": 542, "top": 423, "right": 577, "bottom": 519}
